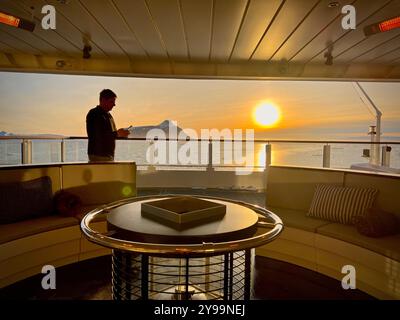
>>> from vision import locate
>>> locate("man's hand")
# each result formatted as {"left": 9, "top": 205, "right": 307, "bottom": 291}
{"left": 117, "top": 128, "right": 130, "bottom": 138}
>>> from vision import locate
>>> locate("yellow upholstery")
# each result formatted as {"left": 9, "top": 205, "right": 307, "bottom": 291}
{"left": 0, "top": 166, "right": 62, "bottom": 194}
{"left": 316, "top": 223, "right": 400, "bottom": 261}
{"left": 0, "top": 226, "right": 81, "bottom": 288}
{"left": 266, "top": 206, "right": 330, "bottom": 232}
{"left": 61, "top": 163, "right": 137, "bottom": 205}
{"left": 257, "top": 226, "right": 318, "bottom": 271}
{"left": 345, "top": 172, "right": 400, "bottom": 217}
{"left": 0, "top": 162, "right": 136, "bottom": 288}
{"left": 262, "top": 165, "right": 400, "bottom": 299}
{"left": 266, "top": 166, "right": 344, "bottom": 211}
{"left": 0, "top": 215, "right": 78, "bottom": 244}
{"left": 315, "top": 234, "right": 400, "bottom": 299}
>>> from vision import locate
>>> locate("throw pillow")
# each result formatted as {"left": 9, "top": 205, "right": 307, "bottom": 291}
{"left": 353, "top": 208, "right": 400, "bottom": 238}
{"left": 0, "top": 176, "right": 53, "bottom": 224}
{"left": 307, "top": 184, "right": 378, "bottom": 224}
{"left": 53, "top": 190, "right": 82, "bottom": 217}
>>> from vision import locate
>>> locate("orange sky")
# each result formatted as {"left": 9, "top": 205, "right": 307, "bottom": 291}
{"left": 0, "top": 72, "right": 399, "bottom": 140}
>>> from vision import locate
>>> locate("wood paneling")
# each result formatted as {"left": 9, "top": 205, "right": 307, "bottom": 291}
{"left": 180, "top": 0, "right": 213, "bottom": 60}
{"left": 312, "top": 0, "right": 400, "bottom": 63}
{"left": 145, "top": 0, "right": 188, "bottom": 59}
{"left": 251, "top": 0, "right": 319, "bottom": 61}
{"left": 113, "top": 0, "right": 168, "bottom": 59}
{"left": 230, "top": 0, "right": 282, "bottom": 61}
{"left": 210, "top": 0, "right": 247, "bottom": 61}
{"left": 291, "top": 0, "right": 388, "bottom": 63}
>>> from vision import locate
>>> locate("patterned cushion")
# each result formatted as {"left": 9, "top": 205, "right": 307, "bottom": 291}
{"left": 307, "top": 185, "right": 378, "bottom": 224}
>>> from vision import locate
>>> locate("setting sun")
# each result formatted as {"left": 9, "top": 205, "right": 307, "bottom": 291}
{"left": 253, "top": 102, "right": 281, "bottom": 127}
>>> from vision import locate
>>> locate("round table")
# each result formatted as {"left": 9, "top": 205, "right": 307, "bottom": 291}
{"left": 81, "top": 195, "right": 283, "bottom": 300}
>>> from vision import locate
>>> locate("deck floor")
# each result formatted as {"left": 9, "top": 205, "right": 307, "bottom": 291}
{"left": 1, "top": 189, "right": 373, "bottom": 300}
{"left": 0, "top": 255, "right": 372, "bottom": 300}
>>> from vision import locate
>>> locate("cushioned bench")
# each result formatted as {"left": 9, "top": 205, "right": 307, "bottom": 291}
{"left": 257, "top": 165, "right": 400, "bottom": 299}
{"left": 0, "top": 162, "right": 136, "bottom": 288}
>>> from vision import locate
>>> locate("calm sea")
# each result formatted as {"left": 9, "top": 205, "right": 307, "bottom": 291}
{"left": 1, "top": 139, "right": 399, "bottom": 170}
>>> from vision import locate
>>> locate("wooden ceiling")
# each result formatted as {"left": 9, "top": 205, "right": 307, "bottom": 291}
{"left": 0, "top": 0, "right": 399, "bottom": 80}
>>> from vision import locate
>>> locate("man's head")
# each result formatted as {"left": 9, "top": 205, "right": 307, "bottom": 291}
{"left": 99, "top": 89, "right": 117, "bottom": 112}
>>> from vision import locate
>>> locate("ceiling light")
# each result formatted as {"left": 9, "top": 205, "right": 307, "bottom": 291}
{"left": 0, "top": 11, "right": 35, "bottom": 32}
{"left": 364, "top": 16, "right": 400, "bottom": 36}
{"left": 328, "top": 2, "right": 340, "bottom": 8}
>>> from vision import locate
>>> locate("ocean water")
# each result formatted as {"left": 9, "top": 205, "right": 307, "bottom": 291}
{"left": 1, "top": 139, "right": 399, "bottom": 170}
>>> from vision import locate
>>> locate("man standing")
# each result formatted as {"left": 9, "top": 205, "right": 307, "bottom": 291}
{"left": 86, "top": 89, "right": 130, "bottom": 162}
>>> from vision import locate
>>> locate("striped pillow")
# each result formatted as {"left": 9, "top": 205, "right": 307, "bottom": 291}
{"left": 307, "top": 185, "right": 378, "bottom": 224}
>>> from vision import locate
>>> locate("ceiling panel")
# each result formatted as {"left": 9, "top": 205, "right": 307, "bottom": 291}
{"left": 0, "top": 52, "right": 12, "bottom": 66}
{"left": 146, "top": 0, "right": 188, "bottom": 59}
{"left": 351, "top": 34, "right": 400, "bottom": 62}
{"left": 180, "top": 0, "right": 212, "bottom": 60}
{"left": 312, "top": 0, "right": 400, "bottom": 63}
{"left": 291, "top": 0, "right": 386, "bottom": 63}
{"left": 0, "top": 28, "right": 42, "bottom": 55}
{"left": 41, "top": 0, "right": 127, "bottom": 56}
{"left": 335, "top": 29, "right": 400, "bottom": 63}
{"left": 210, "top": 0, "right": 247, "bottom": 61}
{"left": 272, "top": 0, "right": 347, "bottom": 61}
{"left": 229, "top": 0, "right": 282, "bottom": 61}
{"left": 0, "top": 1, "right": 70, "bottom": 56}
{"left": 6, "top": 0, "right": 83, "bottom": 57}
{"left": 0, "top": 40, "right": 20, "bottom": 54}
{"left": 78, "top": 0, "right": 146, "bottom": 58}
{"left": 13, "top": 0, "right": 107, "bottom": 58}
{"left": 371, "top": 47, "right": 400, "bottom": 63}
{"left": 113, "top": 0, "right": 167, "bottom": 59}
{"left": 251, "top": 0, "right": 319, "bottom": 61}
{"left": 0, "top": 0, "right": 398, "bottom": 79}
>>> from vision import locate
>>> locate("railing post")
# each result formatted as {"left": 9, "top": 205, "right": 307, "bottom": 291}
{"left": 381, "top": 146, "right": 391, "bottom": 167}
{"left": 323, "top": 144, "right": 331, "bottom": 168}
{"left": 265, "top": 144, "right": 271, "bottom": 170}
{"left": 61, "top": 139, "right": 66, "bottom": 163}
{"left": 207, "top": 139, "right": 213, "bottom": 172}
{"left": 21, "top": 139, "right": 32, "bottom": 164}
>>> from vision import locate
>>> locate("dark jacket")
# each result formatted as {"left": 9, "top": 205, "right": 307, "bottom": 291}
{"left": 86, "top": 106, "right": 117, "bottom": 157}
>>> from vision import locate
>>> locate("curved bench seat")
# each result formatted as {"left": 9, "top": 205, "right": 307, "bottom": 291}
{"left": 0, "top": 215, "right": 78, "bottom": 245}
{"left": 0, "top": 162, "right": 136, "bottom": 289}
{"left": 257, "top": 165, "right": 400, "bottom": 300}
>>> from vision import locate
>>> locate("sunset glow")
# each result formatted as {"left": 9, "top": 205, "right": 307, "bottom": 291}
{"left": 253, "top": 102, "right": 281, "bottom": 128}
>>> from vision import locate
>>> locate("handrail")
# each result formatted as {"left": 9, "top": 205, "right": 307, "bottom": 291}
{"left": 1, "top": 135, "right": 399, "bottom": 144}
{"left": 1, "top": 136, "right": 398, "bottom": 170}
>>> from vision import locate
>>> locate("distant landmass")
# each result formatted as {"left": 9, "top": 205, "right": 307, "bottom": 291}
{"left": 128, "top": 120, "right": 188, "bottom": 139}
{"left": 0, "top": 131, "right": 65, "bottom": 139}
{"left": 1, "top": 120, "right": 188, "bottom": 139}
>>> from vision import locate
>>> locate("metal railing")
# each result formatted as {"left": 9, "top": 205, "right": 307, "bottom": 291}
{"left": 0, "top": 136, "right": 399, "bottom": 170}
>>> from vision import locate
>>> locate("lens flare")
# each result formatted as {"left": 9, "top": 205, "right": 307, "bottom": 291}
{"left": 122, "top": 185, "right": 133, "bottom": 197}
